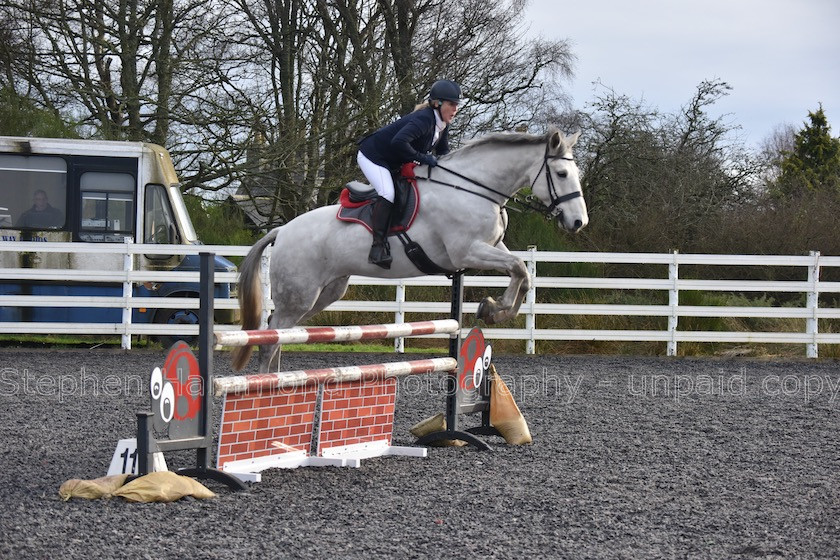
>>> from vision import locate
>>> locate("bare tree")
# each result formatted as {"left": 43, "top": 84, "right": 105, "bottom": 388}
{"left": 574, "top": 80, "right": 761, "bottom": 253}
{"left": 0, "top": 0, "right": 228, "bottom": 144}
{"left": 412, "top": 0, "right": 575, "bottom": 136}
{"left": 757, "top": 123, "right": 797, "bottom": 186}
{"left": 3, "top": 0, "right": 577, "bottom": 228}
{"left": 200, "top": 0, "right": 576, "bottom": 227}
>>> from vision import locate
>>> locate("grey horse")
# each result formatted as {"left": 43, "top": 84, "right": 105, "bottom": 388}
{"left": 231, "top": 128, "right": 588, "bottom": 371}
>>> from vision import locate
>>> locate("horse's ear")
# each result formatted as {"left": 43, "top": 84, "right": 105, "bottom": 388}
{"left": 568, "top": 130, "right": 581, "bottom": 147}
{"left": 549, "top": 130, "right": 562, "bottom": 152}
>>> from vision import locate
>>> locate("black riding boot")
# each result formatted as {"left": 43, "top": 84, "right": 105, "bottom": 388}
{"left": 368, "top": 197, "right": 393, "bottom": 269}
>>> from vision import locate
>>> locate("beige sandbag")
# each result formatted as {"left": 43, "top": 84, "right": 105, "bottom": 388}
{"left": 113, "top": 471, "right": 216, "bottom": 503}
{"left": 489, "top": 364, "right": 532, "bottom": 445}
{"left": 410, "top": 413, "right": 467, "bottom": 447}
{"left": 59, "top": 473, "right": 130, "bottom": 501}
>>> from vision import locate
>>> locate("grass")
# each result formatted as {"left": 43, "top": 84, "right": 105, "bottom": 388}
{"left": 0, "top": 334, "right": 145, "bottom": 349}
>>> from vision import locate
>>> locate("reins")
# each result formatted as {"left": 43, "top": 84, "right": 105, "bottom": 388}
{"left": 415, "top": 144, "right": 583, "bottom": 219}
{"left": 419, "top": 164, "right": 509, "bottom": 206}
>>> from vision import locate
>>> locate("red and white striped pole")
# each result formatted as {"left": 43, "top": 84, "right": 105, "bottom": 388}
{"left": 215, "top": 319, "right": 459, "bottom": 347}
{"left": 213, "top": 357, "right": 457, "bottom": 396}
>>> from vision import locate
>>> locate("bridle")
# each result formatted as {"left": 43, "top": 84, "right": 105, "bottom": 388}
{"left": 416, "top": 143, "right": 583, "bottom": 220}
{"left": 529, "top": 144, "right": 584, "bottom": 219}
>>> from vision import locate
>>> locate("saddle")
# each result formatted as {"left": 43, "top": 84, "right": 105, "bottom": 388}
{"left": 336, "top": 164, "right": 419, "bottom": 234}
{"left": 336, "top": 163, "right": 458, "bottom": 276}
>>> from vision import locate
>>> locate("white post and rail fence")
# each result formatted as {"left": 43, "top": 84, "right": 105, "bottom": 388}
{"left": 1, "top": 241, "right": 839, "bottom": 357}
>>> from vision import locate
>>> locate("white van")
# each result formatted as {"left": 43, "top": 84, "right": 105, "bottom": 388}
{"left": 0, "top": 136, "right": 236, "bottom": 328}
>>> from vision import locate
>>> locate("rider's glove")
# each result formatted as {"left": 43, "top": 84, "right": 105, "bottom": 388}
{"left": 417, "top": 153, "right": 438, "bottom": 168}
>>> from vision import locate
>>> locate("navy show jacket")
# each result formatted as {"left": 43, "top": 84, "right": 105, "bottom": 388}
{"left": 358, "top": 106, "right": 450, "bottom": 171}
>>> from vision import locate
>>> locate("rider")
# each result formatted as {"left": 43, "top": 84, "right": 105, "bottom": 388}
{"left": 357, "top": 79, "right": 461, "bottom": 269}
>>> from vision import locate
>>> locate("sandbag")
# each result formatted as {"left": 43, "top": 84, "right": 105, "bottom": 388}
{"left": 409, "top": 413, "right": 467, "bottom": 447}
{"left": 112, "top": 471, "right": 216, "bottom": 503}
{"left": 59, "top": 474, "right": 130, "bottom": 501}
{"left": 489, "top": 364, "right": 532, "bottom": 445}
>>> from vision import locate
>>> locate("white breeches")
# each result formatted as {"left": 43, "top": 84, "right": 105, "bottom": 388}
{"left": 357, "top": 151, "right": 395, "bottom": 203}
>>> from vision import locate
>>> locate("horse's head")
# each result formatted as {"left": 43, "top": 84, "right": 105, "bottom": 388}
{"left": 532, "top": 129, "right": 588, "bottom": 233}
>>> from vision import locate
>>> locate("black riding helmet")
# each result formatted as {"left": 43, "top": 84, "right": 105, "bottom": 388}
{"left": 429, "top": 79, "right": 462, "bottom": 104}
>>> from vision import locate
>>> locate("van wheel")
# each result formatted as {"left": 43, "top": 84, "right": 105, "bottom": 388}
{"left": 155, "top": 308, "right": 199, "bottom": 347}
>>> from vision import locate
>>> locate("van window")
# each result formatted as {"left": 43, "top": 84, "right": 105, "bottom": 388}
{"left": 0, "top": 154, "right": 67, "bottom": 229}
{"left": 79, "top": 172, "right": 135, "bottom": 242}
{"left": 144, "top": 184, "right": 178, "bottom": 244}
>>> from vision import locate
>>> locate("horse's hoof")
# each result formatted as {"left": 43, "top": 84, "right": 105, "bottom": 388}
{"left": 477, "top": 297, "right": 498, "bottom": 324}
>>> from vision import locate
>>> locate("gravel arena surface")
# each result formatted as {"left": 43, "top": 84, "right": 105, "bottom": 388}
{"left": 1, "top": 348, "right": 839, "bottom": 559}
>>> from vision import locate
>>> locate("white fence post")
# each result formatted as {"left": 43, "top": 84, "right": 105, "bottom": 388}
{"left": 667, "top": 251, "right": 679, "bottom": 357}
{"left": 121, "top": 237, "right": 134, "bottom": 350}
{"left": 807, "top": 251, "right": 820, "bottom": 358}
{"left": 394, "top": 281, "right": 405, "bottom": 353}
{"left": 525, "top": 245, "right": 537, "bottom": 354}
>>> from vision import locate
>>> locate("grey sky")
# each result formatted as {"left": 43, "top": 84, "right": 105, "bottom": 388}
{"left": 524, "top": 0, "right": 840, "bottom": 147}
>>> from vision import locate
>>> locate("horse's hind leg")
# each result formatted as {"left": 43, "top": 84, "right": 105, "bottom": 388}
{"left": 257, "top": 313, "right": 286, "bottom": 373}
{"left": 257, "top": 276, "right": 350, "bottom": 372}
{"left": 257, "top": 313, "right": 293, "bottom": 373}
{"left": 300, "top": 276, "right": 350, "bottom": 322}
{"left": 257, "top": 281, "right": 319, "bottom": 372}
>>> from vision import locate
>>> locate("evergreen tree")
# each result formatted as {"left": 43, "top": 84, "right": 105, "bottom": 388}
{"left": 777, "top": 105, "right": 840, "bottom": 195}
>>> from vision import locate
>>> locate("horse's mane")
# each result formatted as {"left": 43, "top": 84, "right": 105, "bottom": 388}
{"left": 451, "top": 126, "right": 563, "bottom": 156}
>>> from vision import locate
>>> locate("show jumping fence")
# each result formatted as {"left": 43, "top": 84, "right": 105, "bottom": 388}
{"left": 128, "top": 255, "right": 494, "bottom": 489}
{"left": 2, "top": 241, "right": 840, "bottom": 357}
{"left": 213, "top": 353, "right": 460, "bottom": 482}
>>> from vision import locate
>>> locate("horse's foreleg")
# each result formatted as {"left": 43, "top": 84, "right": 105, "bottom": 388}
{"left": 478, "top": 270, "right": 529, "bottom": 324}
{"left": 455, "top": 241, "right": 530, "bottom": 325}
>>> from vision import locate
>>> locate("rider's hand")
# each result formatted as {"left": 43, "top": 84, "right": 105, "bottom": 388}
{"left": 418, "top": 153, "right": 438, "bottom": 168}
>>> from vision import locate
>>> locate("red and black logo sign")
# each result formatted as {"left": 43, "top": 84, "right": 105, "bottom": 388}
{"left": 150, "top": 341, "right": 203, "bottom": 438}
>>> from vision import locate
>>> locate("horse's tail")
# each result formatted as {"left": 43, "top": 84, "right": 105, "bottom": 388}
{"left": 231, "top": 227, "right": 281, "bottom": 371}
